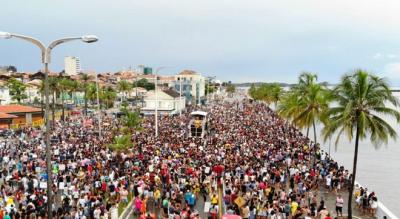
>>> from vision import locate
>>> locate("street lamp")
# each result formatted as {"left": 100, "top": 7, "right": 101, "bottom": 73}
{"left": 206, "top": 76, "right": 216, "bottom": 104}
{"left": 154, "top": 66, "right": 169, "bottom": 138}
{"left": 0, "top": 31, "right": 98, "bottom": 219}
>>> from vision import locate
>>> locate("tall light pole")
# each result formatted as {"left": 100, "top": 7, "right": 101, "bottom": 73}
{"left": 154, "top": 66, "right": 169, "bottom": 138}
{"left": 95, "top": 72, "right": 102, "bottom": 139}
{"left": 179, "top": 77, "right": 182, "bottom": 116}
{"left": 206, "top": 76, "right": 216, "bottom": 104}
{"left": 0, "top": 31, "right": 98, "bottom": 219}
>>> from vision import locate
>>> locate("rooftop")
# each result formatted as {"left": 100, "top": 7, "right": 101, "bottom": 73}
{"left": 163, "top": 89, "right": 180, "bottom": 98}
{"left": 178, "top": 70, "right": 199, "bottom": 76}
{"left": 0, "top": 105, "right": 42, "bottom": 114}
{"left": 0, "top": 112, "right": 17, "bottom": 119}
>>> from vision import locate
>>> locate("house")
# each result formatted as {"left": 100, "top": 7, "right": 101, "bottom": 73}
{"left": 0, "top": 105, "right": 43, "bottom": 128}
{"left": 141, "top": 89, "right": 185, "bottom": 115}
{"left": 0, "top": 81, "right": 11, "bottom": 105}
{"left": 26, "top": 79, "right": 42, "bottom": 104}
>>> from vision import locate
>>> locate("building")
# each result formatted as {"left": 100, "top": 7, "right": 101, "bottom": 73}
{"left": 175, "top": 70, "right": 205, "bottom": 105}
{"left": 143, "top": 67, "right": 152, "bottom": 75}
{"left": 64, "top": 56, "right": 81, "bottom": 76}
{"left": 141, "top": 89, "right": 185, "bottom": 115}
{"left": 170, "top": 79, "right": 193, "bottom": 103}
{"left": 26, "top": 79, "right": 42, "bottom": 104}
{"left": 0, "top": 81, "right": 11, "bottom": 105}
{"left": 0, "top": 105, "right": 43, "bottom": 128}
{"left": 137, "top": 65, "right": 145, "bottom": 74}
{"left": 136, "top": 65, "right": 152, "bottom": 75}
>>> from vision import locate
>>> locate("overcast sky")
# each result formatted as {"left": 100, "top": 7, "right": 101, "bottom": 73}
{"left": 1, "top": 0, "right": 400, "bottom": 84}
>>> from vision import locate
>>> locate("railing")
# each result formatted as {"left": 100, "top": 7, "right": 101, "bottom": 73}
{"left": 353, "top": 180, "right": 400, "bottom": 219}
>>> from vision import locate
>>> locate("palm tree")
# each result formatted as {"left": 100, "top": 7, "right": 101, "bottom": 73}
{"left": 58, "top": 78, "right": 73, "bottom": 122}
{"left": 86, "top": 82, "right": 98, "bottom": 106}
{"left": 270, "top": 83, "right": 283, "bottom": 107}
{"left": 322, "top": 70, "right": 400, "bottom": 219}
{"left": 39, "top": 81, "right": 45, "bottom": 113}
{"left": 277, "top": 90, "right": 303, "bottom": 124}
{"left": 292, "top": 72, "right": 319, "bottom": 137}
{"left": 68, "top": 80, "right": 79, "bottom": 106}
{"left": 80, "top": 74, "right": 91, "bottom": 115}
{"left": 293, "top": 83, "right": 331, "bottom": 144}
{"left": 48, "top": 77, "right": 59, "bottom": 123}
{"left": 101, "top": 86, "right": 117, "bottom": 109}
{"left": 108, "top": 135, "right": 133, "bottom": 152}
{"left": 226, "top": 84, "right": 236, "bottom": 97}
{"left": 117, "top": 80, "right": 132, "bottom": 101}
{"left": 121, "top": 110, "right": 142, "bottom": 134}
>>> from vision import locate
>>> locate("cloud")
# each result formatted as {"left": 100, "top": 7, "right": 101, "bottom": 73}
{"left": 373, "top": 53, "right": 382, "bottom": 59}
{"left": 387, "top": 54, "right": 397, "bottom": 59}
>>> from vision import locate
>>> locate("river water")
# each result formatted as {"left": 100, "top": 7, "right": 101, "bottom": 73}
{"left": 239, "top": 87, "right": 400, "bottom": 217}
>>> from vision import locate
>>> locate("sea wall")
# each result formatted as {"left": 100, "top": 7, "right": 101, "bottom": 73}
{"left": 354, "top": 181, "right": 399, "bottom": 219}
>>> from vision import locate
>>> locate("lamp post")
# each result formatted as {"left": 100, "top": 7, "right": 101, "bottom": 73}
{"left": 179, "top": 77, "right": 182, "bottom": 116}
{"left": 206, "top": 76, "right": 216, "bottom": 104}
{"left": 154, "top": 66, "right": 169, "bottom": 138}
{"left": 0, "top": 31, "right": 98, "bottom": 219}
{"left": 95, "top": 72, "right": 102, "bottom": 139}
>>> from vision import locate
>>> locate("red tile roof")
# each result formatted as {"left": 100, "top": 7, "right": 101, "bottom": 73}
{"left": 179, "top": 70, "right": 198, "bottom": 75}
{"left": 0, "top": 105, "right": 42, "bottom": 114}
{"left": 0, "top": 112, "right": 17, "bottom": 119}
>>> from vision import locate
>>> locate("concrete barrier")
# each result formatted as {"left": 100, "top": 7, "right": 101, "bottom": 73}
{"left": 376, "top": 201, "right": 399, "bottom": 219}
{"left": 354, "top": 181, "right": 399, "bottom": 219}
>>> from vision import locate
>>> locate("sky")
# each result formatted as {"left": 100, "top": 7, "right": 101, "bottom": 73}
{"left": 1, "top": 0, "right": 400, "bottom": 85}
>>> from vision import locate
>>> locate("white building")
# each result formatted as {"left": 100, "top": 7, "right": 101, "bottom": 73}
{"left": 141, "top": 89, "right": 185, "bottom": 115}
{"left": 0, "top": 82, "right": 11, "bottom": 105}
{"left": 175, "top": 70, "right": 205, "bottom": 104}
{"left": 26, "top": 79, "right": 42, "bottom": 103}
{"left": 64, "top": 56, "right": 81, "bottom": 76}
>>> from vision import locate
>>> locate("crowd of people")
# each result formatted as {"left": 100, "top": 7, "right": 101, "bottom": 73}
{"left": 0, "top": 93, "right": 379, "bottom": 219}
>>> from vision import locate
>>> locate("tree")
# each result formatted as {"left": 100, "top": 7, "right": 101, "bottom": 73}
{"left": 7, "top": 78, "right": 27, "bottom": 103}
{"left": 80, "top": 74, "right": 91, "bottom": 116}
{"left": 133, "top": 78, "right": 155, "bottom": 91}
{"left": 68, "top": 80, "right": 79, "bottom": 106}
{"left": 322, "top": 69, "right": 400, "bottom": 219}
{"left": 248, "top": 83, "right": 283, "bottom": 107}
{"left": 293, "top": 83, "right": 331, "bottom": 144}
{"left": 86, "top": 82, "right": 98, "bottom": 104}
{"left": 270, "top": 83, "right": 283, "bottom": 107}
{"left": 205, "top": 83, "right": 215, "bottom": 95}
{"left": 6, "top": 66, "right": 17, "bottom": 73}
{"left": 58, "top": 78, "right": 74, "bottom": 122}
{"left": 117, "top": 80, "right": 132, "bottom": 101}
{"left": 108, "top": 135, "right": 133, "bottom": 152}
{"left": 277, "top": 90, "right": 303, "bottom": 124}
{"left": 100, "top": 86, "right": 117, "bottom": 109}
{"left": 226, "top": 84, "right": 236, "bottom": 96}
{"left": 121, "top": 110, "right": 142, "bottom": 134}
{"left": 48, "top": 77, "right": 60, "bottom": 123}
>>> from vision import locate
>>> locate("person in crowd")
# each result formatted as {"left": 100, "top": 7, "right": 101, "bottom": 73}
{"left": 0, "top": 92, "right": 377, "bottom": 218}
